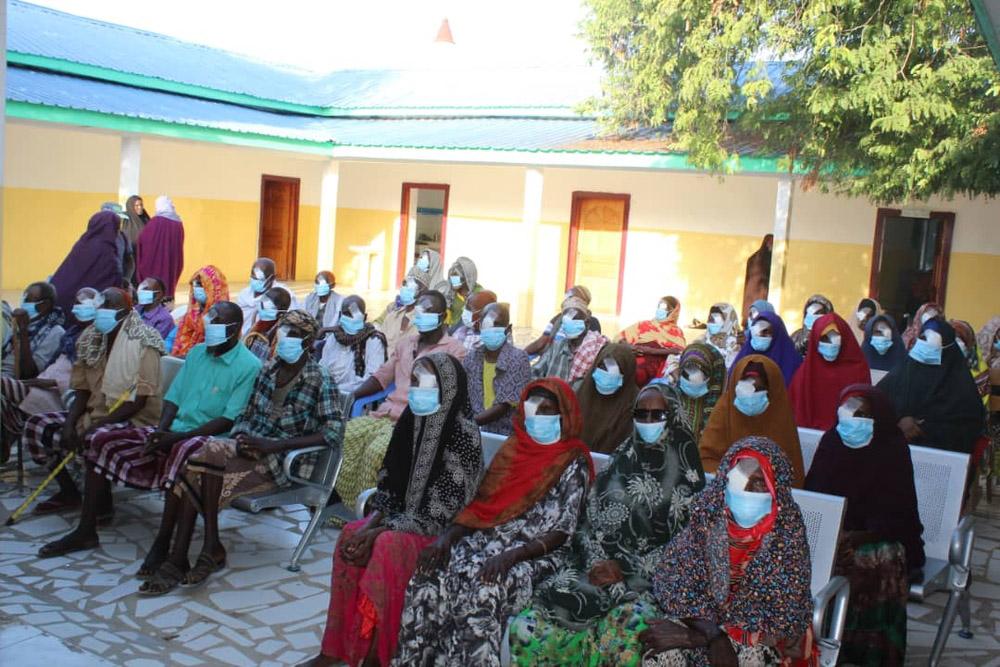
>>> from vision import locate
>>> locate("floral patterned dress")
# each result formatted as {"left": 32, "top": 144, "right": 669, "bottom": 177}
{"left": 392, "top": 457, "right": 591, "bottom": 667}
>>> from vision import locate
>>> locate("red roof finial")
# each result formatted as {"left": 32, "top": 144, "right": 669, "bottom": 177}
{"left": 435, "top": 18, "right": 455, "bottom": 44}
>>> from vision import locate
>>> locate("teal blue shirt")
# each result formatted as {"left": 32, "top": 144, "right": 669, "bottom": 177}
{"left": 163, "top": 342, "right": 262, "bottom": 435}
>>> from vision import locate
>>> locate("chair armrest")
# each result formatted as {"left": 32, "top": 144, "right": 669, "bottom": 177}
{"left": 283, "top": 445, "right": 328, "bottom": 488}
{"left": 813, "top": 576, "right": 850, "bottom": 649}
{"left": 349, "top": 382, "right": 395, "bottom": 418}
{"left": 947, "top": 515, "right": 975, "bottom": 589}
{"left": 355, "top": 487, "right": 377, "bottom": 519}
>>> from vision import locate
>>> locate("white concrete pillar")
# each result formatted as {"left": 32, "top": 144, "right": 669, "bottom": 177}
{"left": 316, "top": 159, "right": 340, "bottom": 274}
{"left": 768, "top": 176, "right": 794, "bottom": 312}
{"left": 118, "top": 136, "right": 142, "bottom": 204}
{"left": 518, "top": 167, "right": 544, "bottom": 327}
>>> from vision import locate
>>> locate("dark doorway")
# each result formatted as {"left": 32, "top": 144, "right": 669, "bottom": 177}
{"left": 869, "top": 209, "right": 954, "bottom": 331}
{"left": 259, "top": 175, "right": 300, "bottom": 280}
{"left": 396, "top": 183, "right": 449, "bottom": 285}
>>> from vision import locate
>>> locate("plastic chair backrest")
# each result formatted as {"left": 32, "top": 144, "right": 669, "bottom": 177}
{"left": 908, "top": 445, "right": 969, "bottom": 562}
{"left": 797, "top": 427, "right": 824, "bottom": 475}
{"left": 481, "top": 431, "right": 612, "bottom": 475}
{"left": 159, "top": 356, "right": 185, "bottom": 396}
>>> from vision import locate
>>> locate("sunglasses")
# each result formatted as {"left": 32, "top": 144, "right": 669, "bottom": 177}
{"left": 633, "top": 408, "right": 668, "bottom": 421}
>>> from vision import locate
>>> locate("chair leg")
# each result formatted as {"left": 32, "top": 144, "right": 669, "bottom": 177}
{"left": 928, "top": 590, "right": 962, "bottom": 666}
{"left": 287, "top": 504, "right": 327, "bottom": 572}
{"left": 957, "top": 587, "right": 973, "bottom": 639}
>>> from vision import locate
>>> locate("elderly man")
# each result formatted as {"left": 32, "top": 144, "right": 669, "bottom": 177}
{"left": 335, "top": 290, "right": 466, "bottom": 507}
{"left": 462, "top": 302, "right": 531, "bottom": 435}
{"left": 140, "top": 310, "right": 343, "bottom": 595}
{"left": 236, "top": 257, "right": 298, "bottom": 334}
{"left": 319, "top": 295, "right": 387, "bottom": 394}
{"left": 135, "top": 276, "right": 175, "bottom": 341}
{"left": 22, "top": 288, "right": 164, "bottom": 516}
{"left": 37, "top": 301, "right": 261, "bottom": 561}
{"left": 2, "top": 281, "right": 66, "bottom": 379}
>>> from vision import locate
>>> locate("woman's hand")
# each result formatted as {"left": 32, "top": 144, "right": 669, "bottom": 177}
{"left": 416, "top": 536, "right": 453, "bottom": 574}
{"left": 340, "top": 527, "right": 382, "bottom": 567}
{"left": 638, "top": 619, "right": 705, "bottom": 656}
{"left": 898, "top": 416, "right": 924, "bottom": 441}
{"left": 587, "top": 560, "right": 625, "bottom": 586}
{"left": 479, "top": 549, "right": 520, "bottom": 584}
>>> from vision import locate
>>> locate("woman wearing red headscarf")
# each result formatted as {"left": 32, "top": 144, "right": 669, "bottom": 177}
{"left": 393, "top": 378, "right": 595, "bottom": 665}
{"left": 789, "top": 313, "right": 871, "bottom": 431}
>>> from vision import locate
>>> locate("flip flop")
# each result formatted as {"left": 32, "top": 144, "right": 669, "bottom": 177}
{"left": 138, "top": 561, "right": 186, "bottom": 596}
{"left": 136, "top": 547, "right": 168, "bottom": 581}
{"left": 181, "top": 552, "right": 226, "bottom": 588}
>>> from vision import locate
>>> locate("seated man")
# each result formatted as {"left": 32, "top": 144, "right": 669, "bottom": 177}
{"left": 135, "top": 276, "right": 175, "bottom": 341}
{"left": 236, "top": 257, "right": 297, "bottom": 335}
{"left": 374, "top": 275, "right": 427, "bottom": 353}
{"left": 319, "top": 295, "right": 387, "bottom": 394}
{"left": 2, "top": 281, "right": 66, "bottom": 379}
{"left": 462, "top": 302, "right": 531, "bottom": 435}
{"left": 243, "top": 286, "right": 292, "bottom": 362}
{"left": 335, "top": 290, "right": 466, "bottom": 507}
{"left": 140, "top": 310, "right": 343, "bottom": 595}
{"left": 37, "top": 301, "right": 261, "bottom": 561}
{"left": 532, "top": 297, "right": 608, "bottom": 390}
{"left": 23, "top": 288, "right": 164, "bottom": 515}
{"left": 450, "top": 289, "right": 497, "bottom": 349}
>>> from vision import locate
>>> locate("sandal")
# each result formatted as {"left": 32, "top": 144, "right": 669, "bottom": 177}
{"left": 181, "top": 552, "right": 226, "bottom": 588}
{"left": 138, "top": 561, "right": 186, "bottom": 596}
{"left": 38, "top": 531, "right": 98, "bottom": 558}
{"left": 136, "top": 545, "right": 169, "bottom": 581}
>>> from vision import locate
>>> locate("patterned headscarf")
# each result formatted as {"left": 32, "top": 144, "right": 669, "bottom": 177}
{"left": 674, "top": 342, "right": 727, "bottom": 442}
{"left": 652, "top": 437, "right": 812, "bottom": 665}
{"left": 277, "top": 309, "right": 320, "bottom": 342}
{"left": 171, "top": 265, "right": 229, "bottom": 358}
{"left": 902, "top": 302, "right": 944, "bottom": 350}
{"left": 977, "top": 317, "right": 1000, "bottom": 370}
{"left": 790, "top": 294, "right": 835, "bottom": 356}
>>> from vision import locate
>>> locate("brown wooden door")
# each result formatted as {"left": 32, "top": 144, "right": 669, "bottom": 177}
{"left": 259, "top": 175, "right": 300, "bottom": 280}
{"left": 567, "top": 192, "right": 630, "bottom": 315}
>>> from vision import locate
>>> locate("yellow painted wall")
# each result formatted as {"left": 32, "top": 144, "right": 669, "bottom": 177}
{"left": 332, "top": 207, "right": 397, "bottom": 291}
{"left": 780, "top": 239, "right": 873, "bottom": 329}
{"left": 944, "top": 252, "right": 1000, "bottom": 331}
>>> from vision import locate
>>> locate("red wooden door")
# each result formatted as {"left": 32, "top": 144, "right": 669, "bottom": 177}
{"left": 259, "top": 175, "right": 300, "bottom": 280}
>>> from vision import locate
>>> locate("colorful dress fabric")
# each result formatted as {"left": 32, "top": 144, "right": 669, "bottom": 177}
{"left": 951, "top": 319, "right": 991, "bottom": 403}
{"left": 509, "top": 382, "right": 705, "bottom": 665}
{"left": 532, "top": 330, "right": 608, "bottom": 389}
{"left": 697, "top": 303, "right": 742, "bottom": 370}
{"left": 672, "top": 343, "right": 726, "bottom": 443}
{"left": 463, "top": 342, "right": 532, "bottom": 436}
{"left": 901, "top": 302, "right": 944, "bottom": 351}
{"left": 171, "top": 265, "right": 229, "bottom": 358}
{"left": 321, "top": 353, "right": 483, "bottom": 666}
{"left": 790, "top": 294, "right": 835, "bottom": 357}
{"left": 618, "top": 302, "right": 687, "bottom": 386}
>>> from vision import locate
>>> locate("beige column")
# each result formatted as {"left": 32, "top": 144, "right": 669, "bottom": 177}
{"left": 316, "top": 160, "right": 340, "bottom": 273}
{"left": 518, "top": 167, "right": 544, "bottom": 328}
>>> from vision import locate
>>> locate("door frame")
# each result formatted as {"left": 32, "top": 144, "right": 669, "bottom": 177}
{"left": 258, "top": 174, "right": 301, "bottom": 280}
{"left": 396, "top": 183, "right": 450, "bottom": 286}
{"left": 868, "top": 208, "right": 955, "bottom": 307}
{"left": 566, "top": 191, "right": 631, "bottom": 315}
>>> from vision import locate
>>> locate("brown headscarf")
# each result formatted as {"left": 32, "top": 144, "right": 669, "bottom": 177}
{"left": 698, "top": 354, "right": 805, "bottom": 487}
{"left": 575, "top": 343, "right": 640, "bottom": 454}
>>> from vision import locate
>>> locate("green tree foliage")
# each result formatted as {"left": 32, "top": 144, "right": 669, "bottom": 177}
{"left": 583, "top": 0, "right": 1000, "bottom": 202}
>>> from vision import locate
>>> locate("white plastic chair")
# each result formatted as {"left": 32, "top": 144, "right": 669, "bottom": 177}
{"left": 797, "top": 427, "right": 824, "bottom": 475}
{"left": 159, "top": 355, "right": 184, "bottom": 396}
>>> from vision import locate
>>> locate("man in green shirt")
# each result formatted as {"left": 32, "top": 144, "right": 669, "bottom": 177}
{"left": 39, "top": 301, "right": 262, "bottom": 570}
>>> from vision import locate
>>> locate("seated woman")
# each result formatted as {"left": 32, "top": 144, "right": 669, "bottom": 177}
{"left": 697, "top": 302, "right": 742, "bottom": 369}
{"left": 790, "top": 294, "right": 835, "bottom": 357}
{"left": 670, "top": 342, "right": 726, "bottom": 444}
{"left": 951, "top": 319, "right": 990, "bottom": 402}
{"left": 626, "top": 437, "right": 814, "bottom": 667}
{"left": 806, "top": 384, "right": 924, "bottom": 666}
{"left": 732, "top": 311, "right": 802, "bottom": 386}
{"left": 445, "top": 256, "right": 484, "bottom": 327}
{"left": 305, "top": 270, "right": 342, "bottom": 335}
{"left": 901, "top": 302, "right": 944, "bottom": 350}
{"left": 743, "top": 298, "right": 774, "bottom": 332}
{"left": 525, "top": 286, "right": 603, "bottom": 356}
{"left": 393, "top": 378, "right": 595, "bottom": 665}
{"left": 861, "top": 314, "right": 907, "bottom": 378}
{"left": 979, "top": 317, "right": 1000, "bottom": 484}
{"left": 532, "top": 299, "right": 608, "bottom": 390}
{"left": 700, "top": 355, "right": 805, "bottom": 487}
{"left": 463, "top": 303, "right": 532, "bottom": 436}
{"left": 509, "top": 383, "right": 705, "bottom": 666}
{"left": 374, "top": 276, "right": 426, "bottom": 353}
{"left": 171, "top": 264, "right": 229, "bottom": 358}
{"left": 134, "top": 277, "right": 175, "bottom": 341}
{"left": 243, "top": 286, "right": 292, "bottom": 362}
{"left": 313, "top": 353, "right": 483, "bottom": 667}
{"left": 617, "top": 296, "right": 686, "bottom": 386}
{"left": 850, "top": 298, "right": 882, "bottom": 345}
{"left": 877, "top": 318, "right": 983, "bottom": 454}
{"left": 319, "top": 295, "right": 387, "bottom": 394}
{"left": 789, "top": 313, "right": 871, "bottom": 430}
{"left": 576, "top": 343, "right": 639, "bottom": 454}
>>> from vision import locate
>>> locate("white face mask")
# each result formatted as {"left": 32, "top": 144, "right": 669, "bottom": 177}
{"left": 735, "top": 379, "right": 757, "bottom": 398}
{"left": 923, "top": 329, "right": 943, "bottom": 349}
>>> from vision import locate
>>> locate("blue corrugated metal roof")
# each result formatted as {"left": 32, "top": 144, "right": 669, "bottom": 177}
{"left": 7, "top": 68, "right": 600, "bottom": 150}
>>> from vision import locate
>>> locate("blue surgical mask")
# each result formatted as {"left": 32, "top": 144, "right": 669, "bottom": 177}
{"left": 21, "top": 301, "right": 39, "bottom": 318}
{"left": 399, "top": 285, "right": 416, "bottom": 306}
{"left": 817, "top": 341, "right": 841, "bottom": 362}
{"left": 259, "top": 305, "right": 279, "bottom": 322}
{"left": 837, "top": 415, "right": 874, "bottom": 449}
{"left": 803, "top": 312, "right": 820, "bottom": 330}
{"left": 680, "top": 375, "right": 709, "bottom": 399}
{"left": 592, "top": 368, "right": 624, "bottom": 395}
{"left": 654, "top": 307, "right": 668, "bottom": 322}
{"left": 449, "top": 274, "right": 463, "bottom": 288}
{"left": 994, "top": 340, "right": 1000, "bottom": 353}
{"left": 750, "top": 335, "right": 773, "bottom": 352}
{"left": 94, "top": 308, "right": 122, "bottom": 334}
{"left": 137, "top": 289, "right": 155, "bottom": 305}
{"left": 560, "top": 316, "right": 586, "bottom": 339}
{"left": 416, "top": 255, "right": 430, "bottom": 272}
{"left": 276, "top": 336, "right": 304, "bottom": 364}
{"left": 634, "top": 420, "right": 666, "bottom": 444}
{"left": 314, "top": 281, "right": 331, "bottom": 297}
{"left": 870, "top": 335, "right": 893, "bottom": 355}
{"left": 707, "top": 322, "right": 723, "bottom": 335}
{"left": 250, "top": 277, "right": 267, "bottom": 294}
{"left": 408, "top": 386, "right": 440, "bottom": 416}
{"left": 734, "top": 390, "right": 769, "bottom": 417}
{"left": 725, "top": 487, "right": 772, "bottom": 528}
{"left": 909, "top": 338, "right": 942, "bottom": 365}
{"left": 203, "top": 320, "right": 232, "bottom": 347}
{"left": 525, "top": 414, "right": 561, "bottom": 445}
{"left": 413, "top": 311, "right": 441, "bottom": 333}
{"left": 480, "top": 327, "right": 507, "bottom": 351}
{"left": 192, "top": 285, "right": 207, "bottom": 305}
{"left": 72, "top": 303, "right": 97, "bottom": 322}
{"left": 340, "top": 314, "right": 365, "bottom": 335}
